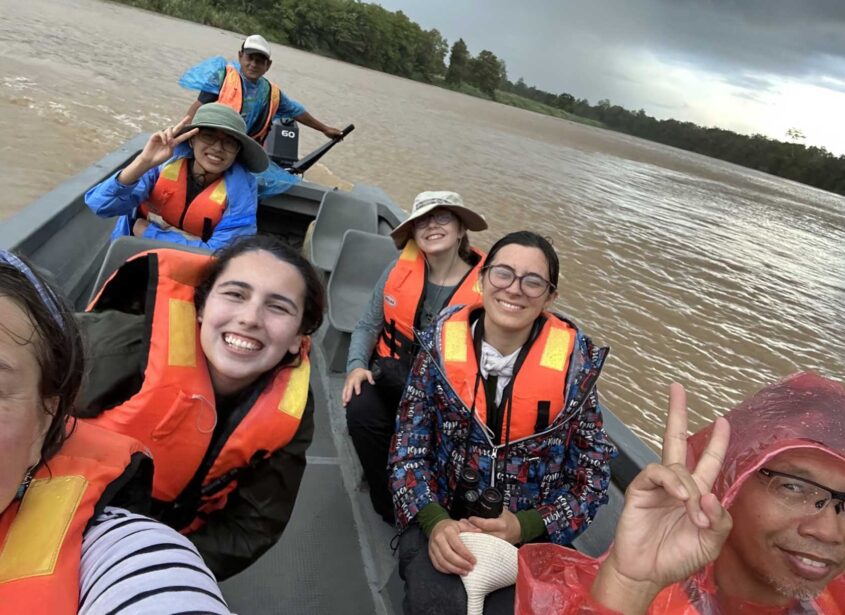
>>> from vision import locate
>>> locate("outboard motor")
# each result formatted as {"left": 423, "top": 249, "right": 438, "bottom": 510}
{"left": 264, "top": 119, "right": 300, "bottom": 169}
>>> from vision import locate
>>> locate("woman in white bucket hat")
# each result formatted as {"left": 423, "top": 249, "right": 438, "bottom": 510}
{"left": 343, "top": 190, "right": 487, "bottom": 524}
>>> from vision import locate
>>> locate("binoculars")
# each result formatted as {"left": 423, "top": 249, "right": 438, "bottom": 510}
{"left": 450, "top": 467, "right": 503, "bottom": 520}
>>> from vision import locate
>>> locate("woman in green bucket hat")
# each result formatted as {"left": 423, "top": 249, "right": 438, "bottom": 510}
{"left": 85, "top": 103, "right": 269, "bottom": 250}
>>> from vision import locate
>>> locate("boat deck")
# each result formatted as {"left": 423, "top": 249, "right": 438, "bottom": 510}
{"left": 1, "top": 135, "right": 659, "bottom": 615}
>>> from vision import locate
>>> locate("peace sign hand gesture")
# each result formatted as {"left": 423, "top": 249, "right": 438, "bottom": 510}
{"left": 137, "top": 116, "right": 198, "bottom": 169}
{"left": 591, "top": 384, "right": 732, "bottom": 614}
{"left": 118, "top": 117, "right": 198, "bottom": 186}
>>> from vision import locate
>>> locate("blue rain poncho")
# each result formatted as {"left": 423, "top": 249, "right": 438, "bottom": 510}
{"left": 179, "top": 56, "right": 306, "bottom": 133}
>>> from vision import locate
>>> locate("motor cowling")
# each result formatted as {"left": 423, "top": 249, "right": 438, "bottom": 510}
{"left": 263, "top": 120, "right": 300, "bottom": 169}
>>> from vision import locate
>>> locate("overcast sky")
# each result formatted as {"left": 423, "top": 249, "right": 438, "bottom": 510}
{"left": 374, "top": 0, "right": 845, "bottom": 155}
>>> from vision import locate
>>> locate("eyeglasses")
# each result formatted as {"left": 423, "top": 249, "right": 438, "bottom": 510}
{"left": 413, "top": 210, "right": 456, "bottom": 229}
{"left": 481, "top": 264, "right": 555, "bottom": 298}
{"left": 195, "top": 130, "right": 241, "bottom": 154}
{"left": 759, "top": 467, "right": 845, "bottom": 517}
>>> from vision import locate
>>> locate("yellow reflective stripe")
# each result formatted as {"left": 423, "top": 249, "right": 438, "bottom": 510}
{"left": 0, "top": 476, "right": 87, "bottom": 583}
{"left": 400, "top": 241, "right": 419, "bottom": 261}
{"left": 539, "top": 327, "right": 573, "bottom": 372}
{"left": 278, "top": 361, "right": 310, "bottom": 419}
{"left": 161, "top": 158, "right": 183, "bottom": 181}
{"left": 168, "top": 298, "right": 197, "bottom": 367}
{"left": 209, "top": 180, "right": 228, "bottom": 205}
{"left": 444, "top": 321, "right": 468, "bottom": 363}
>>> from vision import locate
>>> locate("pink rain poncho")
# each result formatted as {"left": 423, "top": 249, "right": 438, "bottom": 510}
{"left": 515, "top": 373, "right": 845, "bottom": 614}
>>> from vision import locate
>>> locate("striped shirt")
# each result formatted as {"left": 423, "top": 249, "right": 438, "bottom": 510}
{"left": 78, "top": 507, "right": 231, "bottom": 614}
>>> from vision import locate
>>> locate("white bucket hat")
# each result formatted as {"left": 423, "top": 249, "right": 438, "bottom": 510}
{"left": 458, "top": 533, "right": 518, "bottom": 615}
{"left": 389, "top": 191, "right": 487, "bottom": 249}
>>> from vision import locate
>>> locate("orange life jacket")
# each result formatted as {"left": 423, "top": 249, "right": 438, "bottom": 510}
{"left": 183, "top": 336, "right": 312, "bottom": 533}
{"left": 0, "top": 421, "right": 148, "bottom": 614}
{"left": 376, "top": 240, "right": 485, "bottom": 364}
{"left": 440, "top": 304, "right": 576, "bottom": 442}
{"left": 138, "top": 158, "right": 228, "bottom": 241}
{"left": 86, "top": 249, "right": 310, "bottom": 523}
{"left": 217, "top": 64, "right": 282, "bottom": 144}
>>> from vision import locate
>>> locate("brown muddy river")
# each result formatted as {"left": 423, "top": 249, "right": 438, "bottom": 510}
{"left": 2, "top": 0, "right": 843, "bottom": 447}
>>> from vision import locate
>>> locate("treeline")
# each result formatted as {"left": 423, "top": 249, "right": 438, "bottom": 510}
{"left": 498, "top": 80, "right": 845, "bottom": 196}
{"left": 120, "top": 0, "right": 449, "bottom": 81}
{"left": 444, "top": 39, "right": 507, "bottom": 98}
{"left": 116, "top": 0, "right": 845, "bottom": 196}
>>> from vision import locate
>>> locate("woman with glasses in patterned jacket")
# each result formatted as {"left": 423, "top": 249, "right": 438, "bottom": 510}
{"left": 389, "top": 230, "right": 615, "bottom": 615}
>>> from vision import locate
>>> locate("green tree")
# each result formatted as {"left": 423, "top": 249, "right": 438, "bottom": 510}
{"left": 413, "top": 28, "right": 448, "bottom": 81}
{"left": 445, "top": 38, "right": 469, "bottom": 84}
{"left": 468, "top": 50, "right": 503, "bottom": 98}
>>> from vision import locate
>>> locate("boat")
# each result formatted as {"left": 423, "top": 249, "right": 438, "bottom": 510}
{"left": 0, "top": 128, "right": 658, "bottom": 614}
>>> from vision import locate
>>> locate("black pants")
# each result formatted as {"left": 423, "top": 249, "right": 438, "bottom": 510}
{"left": 398, "top": 524, "right": 515, "bottom": 615}
{"left": 346, "top": 379, "right": 404, "bottom": 523}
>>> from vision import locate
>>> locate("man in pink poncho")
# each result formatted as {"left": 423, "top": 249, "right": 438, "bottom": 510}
{"left": 516, "top": 372, "right": 845, "bottom": 614}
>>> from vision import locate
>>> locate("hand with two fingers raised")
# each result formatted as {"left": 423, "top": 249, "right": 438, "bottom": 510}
{"left": 591, "top": 383, "right": 733, "bottom": 614}
{"left": 118, "top": 116, "right": 198, "bottom": 185}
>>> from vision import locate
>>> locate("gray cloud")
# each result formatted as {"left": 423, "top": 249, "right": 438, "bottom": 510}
{"left": 373, "top": 0, "right": 845, "bottom": 100}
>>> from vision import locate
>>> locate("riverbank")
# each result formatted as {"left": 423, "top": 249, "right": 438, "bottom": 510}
{"left": 6, "top": 0, "right": 843, "bottom": 447}
{"left": 109, "top": 0, "right": 845, "bottom": 197}
{"left": 109, "top": 0, "right": 605, "bottom": 130}
{"left": 434, "top": 77, "right": 605, "bottom": 128}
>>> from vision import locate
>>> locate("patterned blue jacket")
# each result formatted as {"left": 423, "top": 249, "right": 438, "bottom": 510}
{"left": 388, "top": 306, "right": 616, "bottom": 545}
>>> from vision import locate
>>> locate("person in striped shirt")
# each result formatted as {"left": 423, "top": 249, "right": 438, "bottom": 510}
{"left": 0, "top": 250, "right": 231, "bottom": 614}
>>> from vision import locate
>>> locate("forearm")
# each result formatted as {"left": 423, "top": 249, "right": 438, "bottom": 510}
{"left": 515, "top": 509, "right": 546, "bottom": 543}
{"left": 85, "top": 169, "right": 155, "bottom": 218}
{"left": 117, "top": 155, "right": 157, "bottom": 186}
{"left": 185, "top": 99, "right": 203, "bottom": 122}
{"left": 347, "top": 264, "right": 391, "bottom": 371}
{"left": 294, "top": 111, "right": 331, "bottom": 134}
{"left": 591, "top": 553, "right": 660, "bottom": 615}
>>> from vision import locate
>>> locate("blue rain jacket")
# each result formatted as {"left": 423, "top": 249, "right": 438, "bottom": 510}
{"left": 84, "top": 144, "right": 258, "bottom": 251}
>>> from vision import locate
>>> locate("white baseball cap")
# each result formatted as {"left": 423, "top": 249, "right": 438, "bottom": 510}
{"left": 242, "top": 34, "right": 271, "bottom": 59}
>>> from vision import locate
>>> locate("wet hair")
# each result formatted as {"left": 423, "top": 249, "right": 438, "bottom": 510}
{"left": 0, "top": 258, "right": 83, "bottom": 466}
{"left": 482, "top": 231, "right": 559, "bottom": 290}
{"left": 194, "top": 234, "right": 326, "bottom": 339}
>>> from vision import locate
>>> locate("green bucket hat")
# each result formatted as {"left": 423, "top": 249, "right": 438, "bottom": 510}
{"left": 184, "top": 103, "right": 269, "bottom": 173}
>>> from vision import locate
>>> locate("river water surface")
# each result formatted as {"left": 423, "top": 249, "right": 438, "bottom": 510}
{"left": 2, "top": 0, "right": 843, "bottom": 447}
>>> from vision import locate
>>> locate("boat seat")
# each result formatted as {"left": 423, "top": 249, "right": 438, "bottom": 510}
{"left": 322, "top": 230, "right": 398, "bottom": 372}
{"left": 310, "top": 190, "right": 379, "bottom": 273}
{"left": 88, "top": 236, "right": 211, "bottom": 304}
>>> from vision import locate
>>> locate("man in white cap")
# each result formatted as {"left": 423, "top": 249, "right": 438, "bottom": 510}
{"left": 181, "top": 34, "right": 343, "bottom": 145}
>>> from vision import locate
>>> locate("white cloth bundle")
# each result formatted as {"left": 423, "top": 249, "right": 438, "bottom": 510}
{"left": 458, "top": 532, "right": 519, "bottom": 615}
